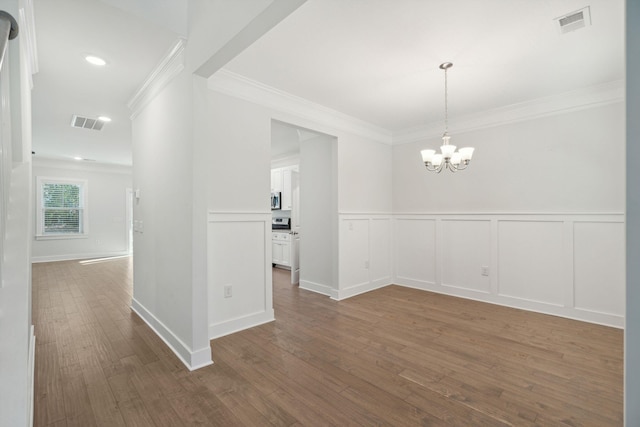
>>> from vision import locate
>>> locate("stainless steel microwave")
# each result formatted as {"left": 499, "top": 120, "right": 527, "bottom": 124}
{"left": 271, "top": 192, "right": 281, "bottom": 210}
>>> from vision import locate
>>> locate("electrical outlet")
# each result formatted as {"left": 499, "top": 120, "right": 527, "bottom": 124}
{"left": 481, "top": 266, "right": 490, "bottom": 276}
{"left": 364, "top": 260, "right": 370, "bottom": 269}
{"left": 224, "top": 284, "right": 232, "bottom": 298}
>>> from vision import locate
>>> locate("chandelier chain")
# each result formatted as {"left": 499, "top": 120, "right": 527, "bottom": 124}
{"left": 444, "top": 66, "right": 448, "bottom": 134}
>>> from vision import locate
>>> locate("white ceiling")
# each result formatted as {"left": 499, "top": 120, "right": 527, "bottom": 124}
{"left": 29, "top": 0, "right": 624, "bottom": 166}
{"left": 31, "top": 0, "right": 178, "bottom": 165}
{"left": 225, "top": 0, "right": 624, "bottom": 132}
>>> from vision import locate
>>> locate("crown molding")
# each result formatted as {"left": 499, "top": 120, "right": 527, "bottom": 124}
{"left": 32, "top": 157, "right": 132, "bottom": 175}
{"left": 127, "top": 38, "right": 186, "bottom": 119}
{"left": 208, "top": 69, "right": 393, "bottom": 144}
{"left": 207, "top": 68, "right": 622, "bottom": 146}
{"left": 393, "top": 79, "right": 625, "bottom": 144}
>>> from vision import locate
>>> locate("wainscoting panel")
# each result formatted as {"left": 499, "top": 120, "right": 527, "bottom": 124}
{"left": 338, "top": 214, "right": 393, "bottom": 300}
{"left": 441, "top": 219, "right": 491, "bottom": 293}
{"left": 497, "top": 220, "right": 565, "bottom": 305}
{"left": 207, "top": 212, "right": 274, "bottom": 338}
{"left": 370, "top": 218, "right": 392, "bottom": 285}
{"left": 395, "top": 218, "right": 436, "bottom": 287}
{"left": 392, "top": 213, "right": 624, "bottom": 327}
{"left": 339, "top": 218, "right": 370, "bottom": 292}
{"left": 573, "top": 221, "right": 625, "bottom": 316}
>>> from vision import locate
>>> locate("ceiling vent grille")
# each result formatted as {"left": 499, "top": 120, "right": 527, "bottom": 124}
{"left": 70, "top": 115, "right": 105, "bottom": 131}
{"left": 556, "top": 7, "right": 591, "bottom": 34}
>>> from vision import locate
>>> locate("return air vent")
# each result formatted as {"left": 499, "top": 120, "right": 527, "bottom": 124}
{"left": 556, "top": 6, "right": 591, "bottom": 34}
{"left": 70, "top": 115, "right": 105, "bottom": 131}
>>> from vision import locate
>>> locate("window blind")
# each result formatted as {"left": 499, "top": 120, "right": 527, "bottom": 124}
{"left": 42, "top": 183, "right": 83, "bottom": 233}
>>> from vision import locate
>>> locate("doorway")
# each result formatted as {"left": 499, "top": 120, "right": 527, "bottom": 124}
{"left": 270, "top": 120, "right": 338, "bottom": 294}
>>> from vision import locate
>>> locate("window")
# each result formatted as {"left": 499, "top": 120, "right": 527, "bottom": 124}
{"left": 36, "top": 177, "right": 88, "bottom": 239}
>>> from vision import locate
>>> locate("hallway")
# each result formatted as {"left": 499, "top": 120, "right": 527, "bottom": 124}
{"left": 33, "top": 257, "right": 623, "bottom": 426}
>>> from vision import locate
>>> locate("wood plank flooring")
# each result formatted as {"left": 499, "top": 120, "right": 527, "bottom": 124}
{"left": 33, "top": 257, "right": 623, "bottom": 426}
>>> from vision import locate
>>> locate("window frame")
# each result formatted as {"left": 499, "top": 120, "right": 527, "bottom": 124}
{"left": 35, "top": 176, "right": 89, "bottom": 240}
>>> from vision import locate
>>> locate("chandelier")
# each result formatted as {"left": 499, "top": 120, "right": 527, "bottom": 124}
{"left": 421, "top": 62, "right": 474, "bottom": 173}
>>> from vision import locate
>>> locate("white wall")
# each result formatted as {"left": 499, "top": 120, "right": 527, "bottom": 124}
{"left": 195, "top": 86, "right": 275, "bottom": 339}
{"left": 31, "top": 159, "right": 132, "bottom": 262}
{"left": 130, "top": 69, "right": 215, "bottom": 369}
{"left": 626, "top": 0, "right": 640, "bottom": 422}
{"left": 128, "top": 0, "right": 282, "bottom": 371}
{"left": 299, "top": 133, "right": 338, "bottom": 295}
{"left": 392, "top": 103, "right": 625, "bottom": 327}
{"left": 394, "top": 103, "right": 624, "bottom": 213}
{"left": 338, "top": 135, "right": 394, "bottom": 299}
{"left": 0, "top": 1, "right": 36, "bottom": 425}
{"left": 339, "top": 134, "right": 393, "bottom": 213}
{"left": 201, "top": 74, "right": 395, "bottom": 332}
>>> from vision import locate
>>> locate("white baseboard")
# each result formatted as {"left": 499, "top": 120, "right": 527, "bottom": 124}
{"left": 332, "top": 277, "right": 392, "bottom": 300}
{"left": 28, "top": 325, "right": 35, "bottom": 427}
{"left": 209, "top": 309, "right": 275, "bottom": 339}
{"left": 299, "top": 279, "right": 333, "bottom": 297}
{"left": 31, "top": 251, "right": 130, "bottom": 263}
{"left": 394, "top": 279, "right": 624, "bottom": 329}
{"left": 131, "top": 298, "right": 213, "bottom": 371}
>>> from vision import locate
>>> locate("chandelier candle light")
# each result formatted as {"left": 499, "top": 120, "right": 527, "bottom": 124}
{"left": 421, "top": 62, "right": 474, "bottom": 173}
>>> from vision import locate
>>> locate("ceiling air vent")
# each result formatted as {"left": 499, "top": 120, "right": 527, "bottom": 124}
{"left": 70, "top": 115, "right": 105, "bottom": 131}
{"left": 556, "top": 6, "right": 591, "bottom": 34}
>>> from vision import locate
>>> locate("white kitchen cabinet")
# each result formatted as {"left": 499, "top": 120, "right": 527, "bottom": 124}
{"left": 272, "top": 231, "right": 291, "bottom": 267}
{"left": 281, "top": 168, "right": 293, "bottom": 210}
{"left": 271, "top": 169, "right": 283, "bottom": 193}
{"left": 271, "top": 166, "right": 298, "bottom": 211}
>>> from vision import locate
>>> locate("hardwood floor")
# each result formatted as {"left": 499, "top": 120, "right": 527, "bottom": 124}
{"left": 33, "top": 257, "right": 623, "bottom": 426}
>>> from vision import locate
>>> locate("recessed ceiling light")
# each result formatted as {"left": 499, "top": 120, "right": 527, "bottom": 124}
{"left": 97, "top": 116, "right": 111, "bottom": 122}
{"left": 85, "top": 55, "right": 106, "bottom": 66}
{"left": 73, "top": 156, "right": 83, "bottom": 161}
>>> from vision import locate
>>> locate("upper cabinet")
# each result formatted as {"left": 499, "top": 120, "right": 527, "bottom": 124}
{"left": 271, "top": 169, "right": 283, "bottom": 193}
{"left": 282, "top": 168, "right": 293, "bottom": 210}
{"left": 271, "top": 165, "right": 298, "bottom": 211}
